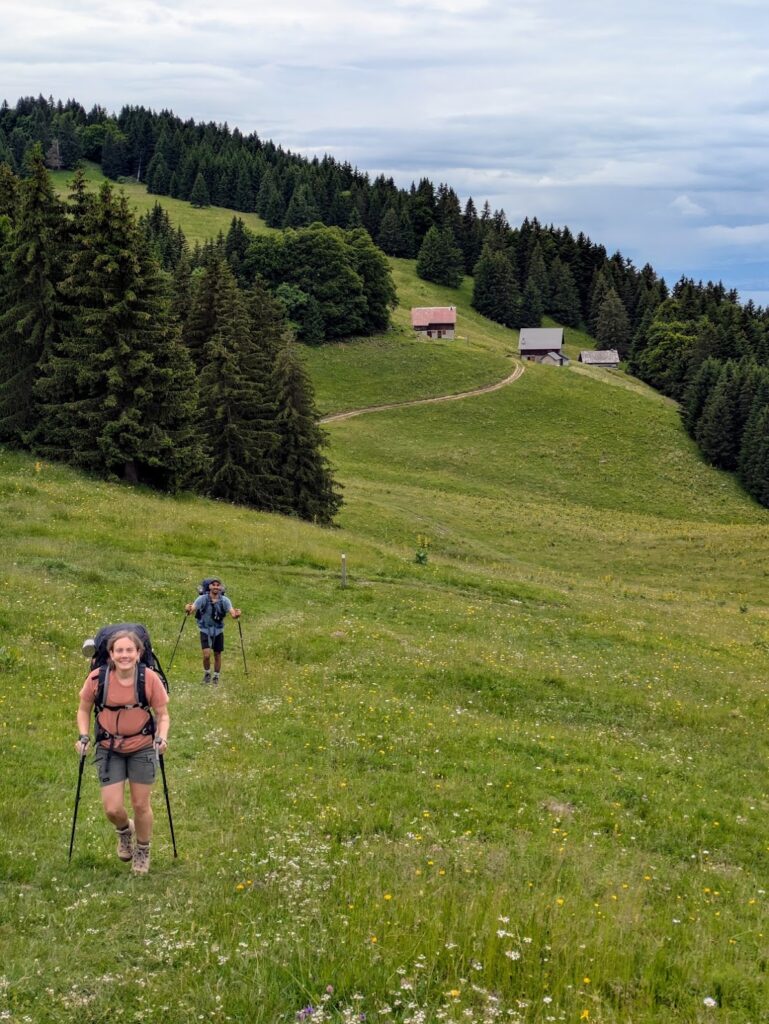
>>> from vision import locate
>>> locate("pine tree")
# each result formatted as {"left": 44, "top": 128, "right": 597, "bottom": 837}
{"left": 272, "top": 342, "right": 342, "bottom": 523}
{"left": 0, "top": 146, "right": 66, "bottom": 443}
{"left": 34, "top": 182, "right": 203, "bottom": 488}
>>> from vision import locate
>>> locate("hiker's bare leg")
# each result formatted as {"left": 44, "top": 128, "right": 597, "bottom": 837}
{"left": 214, "top": 651, "right": 222, "bottom": 672}
{"left": 101, "top": 781, "right": 130, "bottom": 829}
{"left": 130, "top": 781, "right": 154, "bottom": 844}
{"left": 202, "top": 647, "right": 212, "bottom": 671}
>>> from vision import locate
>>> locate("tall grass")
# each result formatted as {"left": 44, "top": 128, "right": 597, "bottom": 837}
{"left": 2, "top": 165, "right": 768, "bottom": 1023}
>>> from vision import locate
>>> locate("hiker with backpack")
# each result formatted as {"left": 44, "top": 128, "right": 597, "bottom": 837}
{"left": 75, "top": 626, "right": 169, "bottom": 874}
{"left": 185, "top": 577, "right": 241, "bottom": 685}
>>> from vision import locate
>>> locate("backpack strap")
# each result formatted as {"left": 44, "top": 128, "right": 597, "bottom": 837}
{"left": 94, "top": 665, "right": 155, "bottom": 750}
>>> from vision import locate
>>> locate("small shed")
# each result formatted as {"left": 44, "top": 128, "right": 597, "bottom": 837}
{"left": 411, "top": 306, "right": 457, "bottom": 339}
{"left": 519, "top": 327, "right": 564, "bottom": 361}
{"left": 541, "top": 351, "right": 570, "bottom": 366}
{"left": 579, "top": 349, "right": 620, "bottom": 368}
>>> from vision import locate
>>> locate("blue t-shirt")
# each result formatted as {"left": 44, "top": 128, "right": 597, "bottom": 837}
{"left": 193, "top": 594, "right": 232, "bottom": 635}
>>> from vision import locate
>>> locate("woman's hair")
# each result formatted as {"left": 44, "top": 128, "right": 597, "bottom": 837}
{"left": 107, "top": 630, "right": 145, "bottom": 658}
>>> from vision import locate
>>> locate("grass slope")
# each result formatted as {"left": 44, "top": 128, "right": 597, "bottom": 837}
{"left": 3, "top": 165, "right": 768, "bottom": 1024}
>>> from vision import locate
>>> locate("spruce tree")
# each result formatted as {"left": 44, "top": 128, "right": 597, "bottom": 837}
{"left": 190, "top": 171, "right": 210, "bottom": 208}
{"left": 738, "top": 376, "right": 769, "bottom": 500}
{"left": 0, "top": 162, "right": 18, "bottom": 220}
{"left": 681, "top": 357, "right": 722, "bottom": 437}
{"left": 0, "top": 146, "right": 66, "bottom": 443}
{"left": 377, "top": 207, "right": 406, "bottom": 257}
{"left": 595, "top": 289, "right": 631, "bottom": 354}
{"left": 548, "top": 256, "right": 581, "bottom": 327}
{"left": 526, "top": 243, "right": 551, "bottom": 313}
{"left": 471, "top": 246, "right": 521, "bottom": 328}
{"left": 695, "top": 361, "right": 741, "bottom": 470}
{"left": 272, "top": 342, "right": 342, "bottom": 524}
{"left": 415, "top": 225, "right": 464, "bottom": 288}
{"left": 345, "top": 227, "right": 397, "bottom": 332}
{"left": 34, "top": 182, "right": 203, "bottom": 488}
{"left": 196, "top": 265, "right": 277, "bottom": 506}
{"left": 519, "top": 278, "right": 544, "bottom": 328}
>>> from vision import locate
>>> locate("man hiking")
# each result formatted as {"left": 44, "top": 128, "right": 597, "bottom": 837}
{"left": 185, "top": 577, "right": 241, "bottom": 685}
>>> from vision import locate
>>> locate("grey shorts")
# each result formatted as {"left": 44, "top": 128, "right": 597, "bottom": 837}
{"left": 94, "top": 745, "right": 157, "bottom": 787}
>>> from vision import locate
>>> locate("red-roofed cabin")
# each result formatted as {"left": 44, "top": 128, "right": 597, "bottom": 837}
{"left": 411, "top": 306, "right": 457, "bottom": 339}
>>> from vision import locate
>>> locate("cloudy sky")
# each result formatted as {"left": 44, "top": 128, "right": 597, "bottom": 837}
{"left": 3, "top": 0, "right": 769, "bottom": 302}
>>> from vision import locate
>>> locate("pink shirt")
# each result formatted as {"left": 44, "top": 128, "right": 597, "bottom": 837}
{"left": 80, "top": 667, "right": 168, "bottom": 754}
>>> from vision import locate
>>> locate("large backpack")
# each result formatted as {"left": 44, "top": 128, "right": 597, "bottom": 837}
{"left": 195, "top": 578, "right": 228, "bottom": 625}
{"left": 88, "top": 623, "right": 169, "bottom": 755}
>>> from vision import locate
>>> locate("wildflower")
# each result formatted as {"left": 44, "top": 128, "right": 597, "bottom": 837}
{"left": 449, "top": 990, "right": 461, "bottom": 999}
{"left": 583, "top": 977, "right": 590, "bottom": 985}
{"left": 703, "top": 997, "right": 717, "bottom": 1008}
{"left": 505, "top": 951, "right": 521, "bottom": 960}
{"left": 384, "top": 893, "right": 393, "bottom": 901}
{"left": 580, "top": 1012, "right": 590, "bottom": 1021}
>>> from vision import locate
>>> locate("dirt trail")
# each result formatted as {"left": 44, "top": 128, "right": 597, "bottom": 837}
{"left": 321, "top": 361, "right": 525, "bottom": 424}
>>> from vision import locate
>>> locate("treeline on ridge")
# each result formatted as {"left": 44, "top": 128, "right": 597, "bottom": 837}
{"left": 0, "top": 150, "right": 342, "bottom": 522}
{"left": 5, "top": 95, "right": 769, "bottom": 506}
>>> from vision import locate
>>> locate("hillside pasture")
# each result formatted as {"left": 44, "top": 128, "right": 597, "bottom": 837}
{"left": 3, "top": 165, "right": 769, "bottom": 1023}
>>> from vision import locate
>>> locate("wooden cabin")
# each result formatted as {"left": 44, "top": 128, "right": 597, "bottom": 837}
{"left": 411, "top": 306, "right": 457, "bottom": 339}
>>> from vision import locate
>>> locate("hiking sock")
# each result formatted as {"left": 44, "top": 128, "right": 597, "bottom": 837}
{"left": 212, "top": 672, "right": 220, "bottom": 685}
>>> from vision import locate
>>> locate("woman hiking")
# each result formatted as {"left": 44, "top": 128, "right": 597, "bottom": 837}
{"left": 75, "top": 629, "right": 169, "bottom": 874}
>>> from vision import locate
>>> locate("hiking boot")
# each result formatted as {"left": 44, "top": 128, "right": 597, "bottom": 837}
{"left": 132, "top": 841, "right": 150, "bottom": 875}
{"left": 116, "top": 819, "right": 135, "bottom": 862}
{"left": 203, "top": 671, "right": 211, "bottom": 684}
{"left": 212, "top": 672, "right": 220, "bottom": 686}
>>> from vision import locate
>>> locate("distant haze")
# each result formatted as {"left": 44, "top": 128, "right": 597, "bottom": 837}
{"left": 3, "top": 0, "right": 768, "bottom": 303}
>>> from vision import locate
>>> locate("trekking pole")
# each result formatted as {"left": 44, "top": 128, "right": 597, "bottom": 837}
{"left": 156, "top": 743, "right": 178, "bottom": 858}
{"left": 237, "top": 617, "right": 248, "bottom": 676}
{"left": 166, "top": 612, "right": 189, "bottom": 673}
{"left": 68, "top": 747, "right": 87, "bottom": 863}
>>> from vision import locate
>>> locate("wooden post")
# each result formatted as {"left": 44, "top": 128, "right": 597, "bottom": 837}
{"left": 341, "top": 553, "right": 347, "bottom": 588}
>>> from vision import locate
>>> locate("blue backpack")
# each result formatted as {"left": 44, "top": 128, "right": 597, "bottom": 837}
{"left": 195, "top": 578, "right": 228, "bottom": 625}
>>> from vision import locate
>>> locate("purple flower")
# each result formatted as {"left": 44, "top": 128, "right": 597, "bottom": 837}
{"left": 296, "top": 1006, "right": 315, "bottom": 1020}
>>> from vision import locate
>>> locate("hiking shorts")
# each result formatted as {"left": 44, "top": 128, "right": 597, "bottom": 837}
{"left": 94, "top": 745, "right": 157, "bottom": 787}
{"left": 199, "top": 630, "right": 224, "bottom": 652}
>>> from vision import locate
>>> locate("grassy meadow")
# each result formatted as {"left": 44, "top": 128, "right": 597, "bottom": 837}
{"left": 2, "top": 174, "right": 769, "bottom": 1024}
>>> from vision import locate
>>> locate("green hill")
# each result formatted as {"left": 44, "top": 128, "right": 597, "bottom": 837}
{"left": 4, "top": 174, "right": 769, "bottom": 1023}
